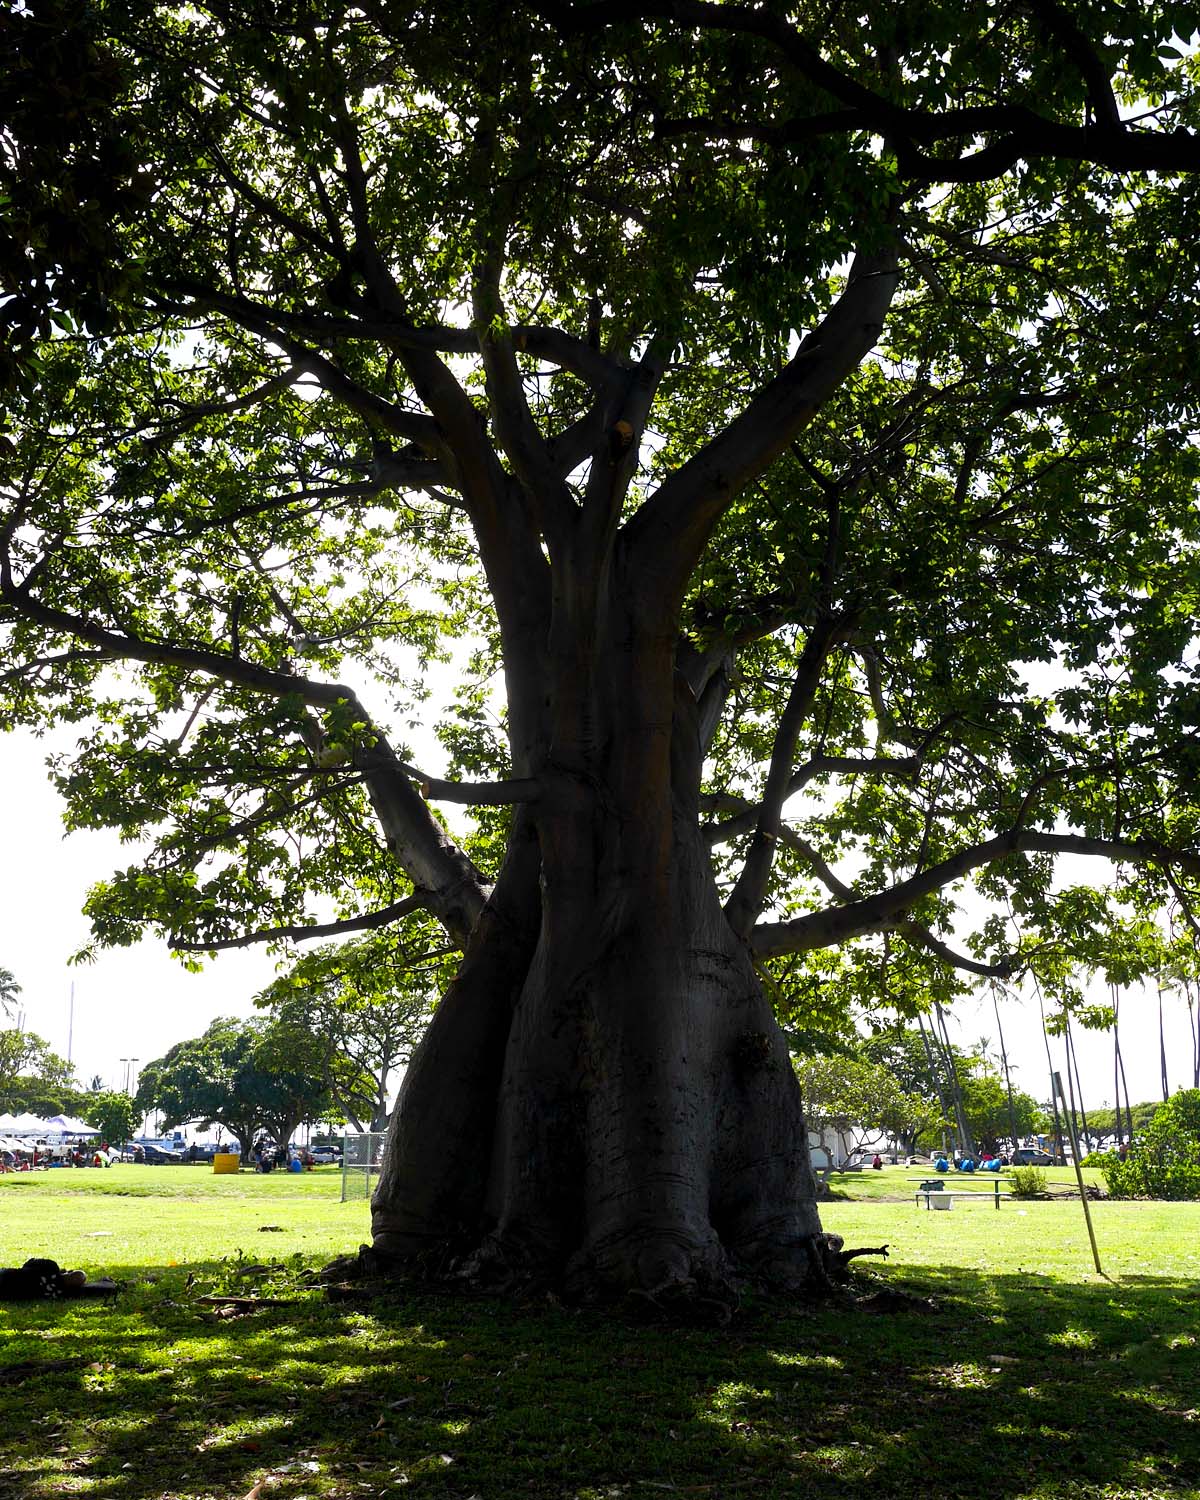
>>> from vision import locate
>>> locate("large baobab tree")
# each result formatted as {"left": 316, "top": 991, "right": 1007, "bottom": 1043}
{"left": 5, "top": 0, "right": 1200, "bottom": 1305}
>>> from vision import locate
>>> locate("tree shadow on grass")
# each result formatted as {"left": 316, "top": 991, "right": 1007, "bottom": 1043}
{"left": 1, "top": 1259, "right": 1198, "bottom": 1500}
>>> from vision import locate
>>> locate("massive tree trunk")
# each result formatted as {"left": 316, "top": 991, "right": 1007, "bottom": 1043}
{"left": 370, "top": 589, "right": 823, "bottom": 1304}
{"left": 364, "top": 243, "right": 899, "bottom": 1305}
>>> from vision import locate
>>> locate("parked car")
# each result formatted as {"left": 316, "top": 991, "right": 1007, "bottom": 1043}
{"left": 309, "top": 1147, "right": 341, "bottom": 1165}
{"left": 1011, "top": 1147, "right": 1054, "bottom": 1166}
{"left": 139, "top": 1143, "right": 185, "bottom": 1164}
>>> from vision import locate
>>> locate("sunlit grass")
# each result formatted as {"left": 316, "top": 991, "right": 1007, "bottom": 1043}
{"left": 1, "top": 1168, "right": 1198, "bottom": 1499}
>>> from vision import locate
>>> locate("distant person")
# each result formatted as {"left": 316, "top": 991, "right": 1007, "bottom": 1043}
{"left": 934, "top": 1156, "right": 949, "bottom": 1173}
{"left": 871, "top": 1154, "right": 883, "bottom": 1170}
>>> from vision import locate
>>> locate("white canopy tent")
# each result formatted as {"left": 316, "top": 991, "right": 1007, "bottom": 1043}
{"left": 0, "top": 1111, "right": 54, "bottom": 1134}
{"left": 0, "top": 1112, "right": 98, "bottom": 1136}
{"left": 44, "top": 1115, "right": 99, "bottom": 1135}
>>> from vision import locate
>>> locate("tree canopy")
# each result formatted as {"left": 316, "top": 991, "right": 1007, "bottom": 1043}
{"left": 0, "top": 1028, "right": 76, "bottom": 1115}
{"left": 4, "top": 1, "right": 1200, "bottom": 991}
{"left": 5, "top": 0, "right": 1200, "bottom": 1300}
{"left": 792, "top": 1048, "right": 935, "bottom": 1146}
{"left": 136, "top": 1015, "right": 332, "bottom": 1155}
{"left": 1102, "top": 1087, "right": 1200, "bottom": 1198}
{"left": 83, "top": 1089, "right": 138, "bottom": 1147}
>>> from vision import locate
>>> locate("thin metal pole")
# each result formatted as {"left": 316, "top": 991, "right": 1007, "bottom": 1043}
{"left": 1054, "top": 1070, "right": 1104, "bottom": 1276}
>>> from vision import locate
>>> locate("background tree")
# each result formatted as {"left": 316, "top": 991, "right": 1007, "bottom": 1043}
{"left": 83, "top": 1089, "right": 137, "bottom": 1146}
{"left": 136, "top": 1018, "right": 264, "bottom": 1158}
{"left": 956, "top": 1061, "right": 1047, "bottom": 1155}
{"left": 859, "top": 1024, "right": 1045, "bottom": 1153}
{"left": 5, "top": 2, "right": 1200, "bottom": 1303}
{"left": 1075, "top": 1098, "right": 1164, "bottom": 1146}
{"left": 0, "top": 1029, "right": 44, "bottom": 1111}
{"left": 793, "top": 1050, "right": 935, "bottom": 1156}
{"left": 256, "top": 927, "right": 445, "bottom": 1132}
{"left": 1102, "top": 1089, "right": 1200, "bottom": 1200}
{"left": 248, "top": 1018, "right": 339, "bottom": 1150}
{"left": 0, "top": 1028, "right": 76, "bottom": 1114}
{"left": 0, "top": 967, "right": 19, "bottom": 1021}
{"left": 137, "top": 1016, "right": 333, "bottom": 1155}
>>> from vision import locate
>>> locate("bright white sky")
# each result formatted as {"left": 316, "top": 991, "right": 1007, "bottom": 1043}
{"left": 2, "top": 721, "right": 1196, "bottom": 1112}
{"left": 1, "top": 728, "right": 276, "bottom": 1093}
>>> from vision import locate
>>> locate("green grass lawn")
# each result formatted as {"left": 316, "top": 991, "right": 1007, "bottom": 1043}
{"left": 2, "top": 1166, "right": 1198, "bottom": 1500}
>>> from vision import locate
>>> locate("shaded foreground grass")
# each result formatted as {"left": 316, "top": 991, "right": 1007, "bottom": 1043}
{"left": 1, "top": 1169, "right": 1198, "bottom": 1500}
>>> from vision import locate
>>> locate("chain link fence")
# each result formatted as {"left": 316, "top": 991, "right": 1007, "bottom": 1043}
{"left": 340, "top": 1131, "right": 386, "bottom": 1203}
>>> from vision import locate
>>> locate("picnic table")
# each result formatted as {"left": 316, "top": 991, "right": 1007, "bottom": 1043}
{"left": 909, "top": 1176, "right": 1009, "bottom": 1209}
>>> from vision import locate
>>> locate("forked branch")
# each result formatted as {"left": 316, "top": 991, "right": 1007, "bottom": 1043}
{"left": 751, "top": 830, "right": 1200, "bottom": 959}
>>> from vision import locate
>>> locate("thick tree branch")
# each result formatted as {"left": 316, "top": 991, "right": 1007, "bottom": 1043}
{"left": 0, "top": 647, "right": 114, "bottom": 684}
{"left": 621, "top": 242, "right": 899, "bottom": 610}
{"left": 158, "top": 288, "right": 444, "bottom": 449}
{"left": 703, "top": 751, "right": 923, "bottom": 845}
{"left": 897, "top": 923, "right": 1016, "bottom": 979}
{"left": 550, "top": 1, "right": 1200, "bottom": 179}
{"left": 165, "top": 287, "right": 623, "bottom": 387}
{"left": 398, "top": 764, "right": 541, "bottom": 806}
{"left": 581, "top": 339, "right": 670, "bottom": 551}
{"left": 168, "top": 894, "right": 430, "bottom": 952}
{"left": 751, "top": 830, "right": 1200, "bottom": 958}
{"left": 142, "top": 366, "right": 301, "bottom": 441}
{"left": 473, "top": 256, "right": 579, "bottom": 551}
{"left": 726, "top": 610, "right": 845, "bottom": 936}
{"left": 0, "top": 589, "right": 364, "bottom": 708}
{"left": 0, "top": 584, "right": 489, "bottom": 944}
{"left": 1021, "top": 0, "right": 1121, "bottom": 128}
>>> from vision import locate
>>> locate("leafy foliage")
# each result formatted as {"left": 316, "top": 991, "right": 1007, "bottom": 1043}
{"left": 1006, "top": 1166, "right": 1048, "bottom": 1199}
{"left": 0, "top": 1028, "right": 76, "bottom": 1114}
{"left": 82, "top": 1090, "right": 137, "bottom": 1146}
{"left": 255, "top": 927, "right": 445, "bottom": 1131}
{"left": 0, "top": 966, "right": 19, "bottom": 1020}
{"left": 3, "top": 3, "right": 1200, "bottom": 1057}
{"left": 1102, "top": 1088, "right": 1200, "bottom": 1200}
{"left": 793, "top": 1050, "right": 933, "bottom": 1141}
{"left": 135, "top": 1016, "right": 332, "bottom": 1154}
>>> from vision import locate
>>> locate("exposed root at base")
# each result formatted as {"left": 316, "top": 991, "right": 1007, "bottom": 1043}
{"left": 314, "top": 1234, "right": 898, "bottom": 1319}
{"left": 623, "top": 1279, "right": 738, "bottom": 1327}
